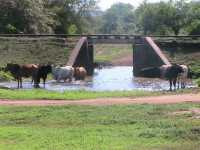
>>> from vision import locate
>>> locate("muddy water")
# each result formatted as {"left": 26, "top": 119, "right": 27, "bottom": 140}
{"left": 0, "top": 67, "right": 195, "bottom": 91}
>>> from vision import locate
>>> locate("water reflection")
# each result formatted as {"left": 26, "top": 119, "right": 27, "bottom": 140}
{"left": 0, "top": 66, "right": 195, "bottom": 91}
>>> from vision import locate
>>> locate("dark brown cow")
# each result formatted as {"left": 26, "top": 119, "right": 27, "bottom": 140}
{"left": 5, "top": 63, "right": 39, "bottom": 88}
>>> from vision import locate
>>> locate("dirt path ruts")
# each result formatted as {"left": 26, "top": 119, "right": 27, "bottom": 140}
{"left": 0, "top": 94, "right": 200, "bottom": 106}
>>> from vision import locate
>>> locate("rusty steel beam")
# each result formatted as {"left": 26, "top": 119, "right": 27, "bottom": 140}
{"left": 0, "top": 34, "right": 200, "bottom": 38}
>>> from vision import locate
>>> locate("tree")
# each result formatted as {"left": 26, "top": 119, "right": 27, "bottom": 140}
{"left": 184, "top": 1, "right": 200, "bottom": 35}
{"left": 0, "top": 0, "right": 97, "bottom": 34}
{"left": 48, "top": 0, "right": 97, "bottom": 34}
{"left": 0, "top": 0, "right": 54, "bottom": 34}
{"left": 99, "top": 3, "right": 136, "bottom": 34}
{"left": 135, "top": 0, "right": 189, "bottom": 35}
{"left": 167, "top": 0, "right": 188, "bottom": 35}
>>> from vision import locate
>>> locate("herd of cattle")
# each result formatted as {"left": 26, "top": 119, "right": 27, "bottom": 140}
{"left": 139, "top": 64, "right": 189, "bottom": 91}
{"left": 2, "top": 63, "right": 189, "bottom": 91}
{"left": 4, "top": 63, "right": 87, "bottom": 88}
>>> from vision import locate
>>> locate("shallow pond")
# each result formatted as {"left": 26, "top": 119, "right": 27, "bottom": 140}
{"left": 0, "top": 66, "right": 195, "bottom": 91}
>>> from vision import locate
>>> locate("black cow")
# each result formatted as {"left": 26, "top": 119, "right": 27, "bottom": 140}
{"left": 35, "top": 64, "right": 52, "bottom": 87}
{"left": 140, "top": 64, "right": 183, "bottom": 91}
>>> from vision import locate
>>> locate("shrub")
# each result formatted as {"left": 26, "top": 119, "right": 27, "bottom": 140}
{"left": 195, "top": 78, "right": 200, "bottom": 87}
{"left": 0, "top": 71, "right": 13, "bottom": 81}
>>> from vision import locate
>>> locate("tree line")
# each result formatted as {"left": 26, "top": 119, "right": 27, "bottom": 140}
{"left": 0, "top": 0, "right": 199, "bottom": 35}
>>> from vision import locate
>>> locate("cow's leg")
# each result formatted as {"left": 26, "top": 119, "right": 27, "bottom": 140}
{"left": 177, "top": 79, "right": 180, "bottom": 89}
{"left": 181, "top": 81, "right": 185, "bottom": 89}
{"left": 43, "top": 77, "right": 46, "bottom": 88}
{"left": 169, "top": 80, "right": 172, "bottom": 91}
{"left": 184, "top": 82, "right": 186, "bottom": 88}
{"left": 69, "top": 76, "right": 72, "bottom": 82}
{"left": 20, "top": 78, "right": 22, "bottom": 88}
{"left": 31, "top": 78, "right": 33, "bottom": 84}
{"left": 17, "top": 79, "right": 20, "bottom": 88}
{"left": 33, "top": 75, "right": 40, "bottom": 88}
{"left": 173, "top": 78, "right": 177, "bottom": 91}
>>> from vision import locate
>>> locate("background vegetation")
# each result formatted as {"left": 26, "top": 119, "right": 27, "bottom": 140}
{"left": 0, "top": 0, "right": 199, "bottom": 35}
{"left": 0, "top": 36, "right": 78, "bottom": 65}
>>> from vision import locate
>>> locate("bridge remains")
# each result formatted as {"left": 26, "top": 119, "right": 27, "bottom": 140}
{"left": 67, "top": 37, "right": 94, "bottom": 75}
{"left": 133, "top": 36, "right": 171, "bottom": 76}
{"left": 0, "top": 34, "right": 173, "bottom": 77}
{"left": 66, "top": 35, "right": 171, "bottom": 77}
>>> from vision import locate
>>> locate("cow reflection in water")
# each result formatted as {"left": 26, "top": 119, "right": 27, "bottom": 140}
{"left": 140, "top": 64, "right": 184, "bottom": 91}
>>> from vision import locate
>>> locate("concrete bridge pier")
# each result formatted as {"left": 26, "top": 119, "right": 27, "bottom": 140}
{"left": 87, "top": 43, "right": 94, "bottom": 75}
{"left": 133, "top": 36, "right": 171, "bottom": 77}
{"left": 68, "top": 35, "right": 170, "bottom": 78}
{"left": 67, "top": 37, "right": 94, "bottom": 76}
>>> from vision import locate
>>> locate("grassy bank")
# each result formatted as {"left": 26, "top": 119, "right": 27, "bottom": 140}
{"left": 0, "top": 37, "right": 78, "bottom": 65}
{"left": 94, "top": 44, "right": 132, "bottom": 62}
{"left": 0, "top": 88, "right": 199, "bottom": 100}
{"left": 155, "top": 38, "right": 200, "bottom": 78}
{"left": 0, "top": 104, "right": 199, "bottom": 149}
{"left": 0, "top": 89, "right": 159, "bottom": 100}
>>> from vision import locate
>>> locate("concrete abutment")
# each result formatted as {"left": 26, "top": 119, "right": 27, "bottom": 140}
{"left": 133, "top": 37, "right": 171, "bottom": 76}
{"left": 67, "top": 36, "right": 171, "bottom": 77}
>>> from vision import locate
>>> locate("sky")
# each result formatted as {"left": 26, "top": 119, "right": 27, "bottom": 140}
{"left": 98, "top": 0, "right": 168, "bottom": 10}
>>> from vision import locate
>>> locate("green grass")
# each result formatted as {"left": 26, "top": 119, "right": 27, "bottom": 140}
{"left": 0, "top": 71, "right": 13, "bottom": 81}
{"left": 0, "top": 37, "right": 78, "bottom": 65}
{"left": 159, "top": 44, "right": 200, "bottom": 79}
{"left": 94, "top": 44, "right": 132, "bottom": 62}
{"left": 0, "top": 104, "right": 199, "bottom": 149}
{"left": 0, "top": 88, "right": 199, "bottom": 100}
{"left": 195, "top": 78, "right": 200, "bottom": 87}
{"left": 0, "top": 89, "right": 158, "bottom": 100}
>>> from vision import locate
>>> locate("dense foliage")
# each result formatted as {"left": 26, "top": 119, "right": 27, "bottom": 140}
{"left": 0, "top": 0, "right": 54, "bottom": 33}
{"left": 89, "top": 0, "right": 200, "bottom": 35}
{"left": 99, "top": 3, "right": 135, "bottom": 34}
{"left": 0, "top": 0, "right": 96, "bottom": 34}
{"left": 0, "top": 0, "right": 199, "bottom": 35}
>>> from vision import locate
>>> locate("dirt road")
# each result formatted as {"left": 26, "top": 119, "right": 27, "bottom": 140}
{"left": 0, "top": 94, "right": 200, "bottom": 106}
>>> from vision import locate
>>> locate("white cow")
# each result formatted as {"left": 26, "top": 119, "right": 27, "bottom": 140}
{"left": 177, "top": 65, "right": 188, "bottom": 89}
{"left": 52, "top": 66, "right": 74, "bottom": 82}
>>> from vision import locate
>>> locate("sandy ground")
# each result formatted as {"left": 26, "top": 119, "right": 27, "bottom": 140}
{"left": 0, "top": 94, "right": 200, "bottom": 106}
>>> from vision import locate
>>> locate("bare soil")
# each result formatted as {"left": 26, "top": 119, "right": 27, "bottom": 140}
{"left": 0, "top": 94, "right": 200, "bottom": 106}
{"left": 111, "top": 53, "right": 133, "bottom": 66}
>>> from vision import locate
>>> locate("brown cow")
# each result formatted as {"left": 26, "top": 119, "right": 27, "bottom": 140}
{"left": 74, "top": 67, "right": 87, "bottom": 80}
{"left": 5, "top": 63, "right": 39, "bottom": 88}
